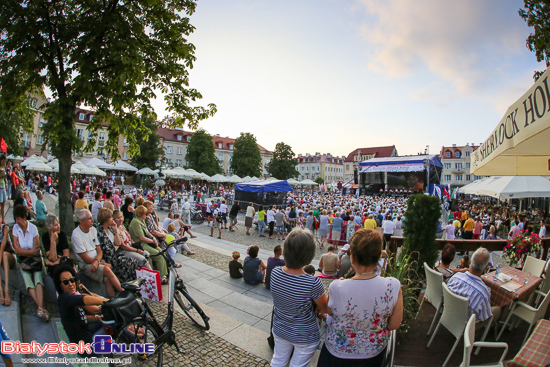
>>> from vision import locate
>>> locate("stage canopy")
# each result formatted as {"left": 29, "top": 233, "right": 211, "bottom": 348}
{"left": 359, "top": 155, "right": 442, "bottom": 173}
{"left": 235, "top": 180, "right": 293, "bottom": 193}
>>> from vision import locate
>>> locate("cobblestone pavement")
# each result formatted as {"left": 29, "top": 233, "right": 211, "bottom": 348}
{"left": 146, "top": 300, "right": 270, "bottom": 367}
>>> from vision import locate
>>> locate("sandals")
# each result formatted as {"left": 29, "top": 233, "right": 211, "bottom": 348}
{"left": 186, "top": 251, "right": 196, "bottom": 255}
{"left": 4, "top": 291, "right": 11, "bottom": 307}
{"left": 217, "top": 236, "right": 222, "bottom": 239}
{"left": 190, "top": 235, "right": 197, "bottom": 238}
{"left": 174, "top": 263, "right": 183, "bottom": 268}
{"left": 161, "top": 277, "right": 168, "bottom": 285}
{"left": 37, "top": 307, "right": 50, "bottom": 322}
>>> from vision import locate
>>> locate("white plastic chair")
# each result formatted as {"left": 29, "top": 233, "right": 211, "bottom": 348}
{"left": 427, "top": 283, "right": 469, "bottom": 367}
{"left": 418, "top": 262, "right": 444, "bottom": 336}
{"left": 496, "top": 289, "right": 550, "bottom": 345}
{"left": 522, "top": 256, "right": 546, "bottom": 277}
{"left": 459, "top": 315, "right": 508, "bottom": 367}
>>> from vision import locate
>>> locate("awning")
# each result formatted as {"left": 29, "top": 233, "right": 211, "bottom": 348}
{"left": 359, "top": 155, "right": 441, "bottom": 173}
{"left": 235, "top": 180, "right": 293, "bottom": 193}
{"left": 472, "top": 67, "right": 550, "bottom": 176}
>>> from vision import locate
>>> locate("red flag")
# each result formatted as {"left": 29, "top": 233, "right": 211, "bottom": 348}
{"left": 443, "top": 188, "right": 450, "bottom": 199}
{"left": 0, "top": 138, "right": 6, "bottom": 154}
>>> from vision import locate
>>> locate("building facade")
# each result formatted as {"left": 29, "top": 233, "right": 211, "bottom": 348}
{"left": 439, "top": 144, "right": 481, "bottom": 187}
{"left": 295, "top": 153, "right": 345, "bottom": 182}
{"left": 158, "top": 128, "right": 273, "bottom": 175}
{"left": 343, "top": 146, "right": 398, "bottom": 182}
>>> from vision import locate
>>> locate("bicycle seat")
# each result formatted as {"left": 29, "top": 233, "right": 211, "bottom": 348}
{"left": 121, "top": 278, "right": 145, "bottom": 292}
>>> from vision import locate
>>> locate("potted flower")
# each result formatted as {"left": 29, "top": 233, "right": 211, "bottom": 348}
{"left": 502, "top": 230, "right": 542, "bottom": 267}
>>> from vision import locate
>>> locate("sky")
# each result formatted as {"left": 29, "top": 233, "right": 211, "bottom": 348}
{"left": 152, "top": 0, "right": 544, "bottom": 158}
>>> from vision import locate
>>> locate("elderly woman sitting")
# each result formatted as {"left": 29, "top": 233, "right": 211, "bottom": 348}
{"left": 42, "top": 214, "right": 70, "bottom": 275}
{"left": 96, "top": 208, "right": 140, "bottom": 283}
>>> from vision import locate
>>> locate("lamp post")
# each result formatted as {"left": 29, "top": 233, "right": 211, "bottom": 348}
{"left": 425, "top": 145, "right": 430, "bottom": 193}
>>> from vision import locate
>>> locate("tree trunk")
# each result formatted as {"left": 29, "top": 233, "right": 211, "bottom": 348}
{"left": 58, "top": 142, "right": 75, "bottom": 236}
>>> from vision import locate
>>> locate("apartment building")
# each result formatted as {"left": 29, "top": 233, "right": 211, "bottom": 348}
{"left": 295, "top": 153, "right": 345, "bottom": 182}
{"left": 343, "top": 146, "right": 398, "bottom": 182}
{"left": 439, "top": 143, "right": 481, "bottom": 188}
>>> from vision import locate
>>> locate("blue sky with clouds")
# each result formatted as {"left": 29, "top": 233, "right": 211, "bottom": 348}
{"left": 153, "top": 0, "right": 544, "bottom": 157}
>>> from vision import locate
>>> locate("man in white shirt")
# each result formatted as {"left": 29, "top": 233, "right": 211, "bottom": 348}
{"left": 219, "top": 200, "right": 228, "bottom": 229}
{"left": 163, "top": 212, "right": 174, "bottom": 230}
{"left": 72, "top": 209, "right": 123, "bottom": 298}
{"left": 91, "top": 192, "right": 103, "bottom": 221}
{"left": 444, "top": 220, "right": 456, "bottom": 240}
{"left": 181, "top": 198, "right": 191, "bottom": 226}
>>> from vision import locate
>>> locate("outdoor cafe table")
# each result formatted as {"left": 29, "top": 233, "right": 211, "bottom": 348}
{"left": 481, "top": 267, "right": 543, "bottom": 308}
{"left": 507, "top": 319, "right": 550, "bottom": 367}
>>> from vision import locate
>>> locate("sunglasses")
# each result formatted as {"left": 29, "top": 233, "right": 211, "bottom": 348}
{"left": 61, "top": 277, "right": 76, "bottom": 285}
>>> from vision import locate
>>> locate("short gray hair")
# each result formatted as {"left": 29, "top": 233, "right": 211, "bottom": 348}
{"left": 282, "top": 227, "right": 316, "bottom": 269}
{"left": 78, "top": 209, "right": 91, "bottom": 221}
{"left": 470, "top": 248, "right": 490, "bottom": 274}
{"left": 45, "top": 214, "right": 58, "bottom": 230}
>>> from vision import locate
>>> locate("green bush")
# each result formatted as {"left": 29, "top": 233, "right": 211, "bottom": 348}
{"left": 400, "top": 194, "right": 441, "bottom": 274}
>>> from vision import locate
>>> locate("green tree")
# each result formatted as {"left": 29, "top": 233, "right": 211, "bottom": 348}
{"left": 314, "top": 176, "right": 325, "bottom": 185}
{"left": 0, "top": 0, "right": 216, "bottom": 234}
{"left": 130, "top": 118, "right": 165, "bottom": 170}
{"left": 231, "top": 132, "right": 262, "bottom": 177}
{"left": 0, "top": 93, "right": 35, "bottom": 156}
{"left": 519, "top": 1, "right": 550, "bottom": 80}
{"left": 186, "top": 129, "right": 221, "bottom": 176}
{"left": 267, "top": 142, "right": 299, "bottom": 180}
{"left": 400, "top": 194, "right": 441, "bottom": 275}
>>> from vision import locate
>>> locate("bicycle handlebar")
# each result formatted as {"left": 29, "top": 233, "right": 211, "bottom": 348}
{"left": 149, "top": 236, "right": 188, "bottom": 268}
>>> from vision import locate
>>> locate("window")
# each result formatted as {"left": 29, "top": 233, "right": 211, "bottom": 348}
{"left": 175, "top": 159, "right": 182, "bottom": 166}
{"left": 456, "top": 175, "right": 463, "bottom": 181}
{"left": 465, "top": 151, "right": 470, "bottom": 157}
{"left": 122, "top": 152, "right": 129, "bottom": 160}
{"left": 466, "top": 175, "right": 471, "bottom": 181}
{"left": 177, "top": 135, "right": 182, "bottom": 141}
{"left": 177, "top": 147, "right": 182, "bottom": 155}
{"left": 466, "top": 163, "right": 470, "bottom": 169}
{"left": 444, "top": 175, "right": 452, "bottom": 182}
{"left": 36, "top": 135, "right": 44, "bottom": 145}
{"left": 187, "top": 136, "right": 191, "bottom": 142}
{"left": 29, "top": 98, "right": 38, "bottom": 107}
{"left": 77, "top": 129, "right": 84, "bottom": 141}
{"left": 455, "top": 151, "right": 460, "bottom": 158}
{"left": 455, "top": 163, "right": 462, "bottom": 169}
{"left": 446, "top": 151, "right": 451, "bottom": 158}
{"left": 166, "top": 146, "right": 172, "bottom": 154}
{"left": 218, "top": 143, "right": 222, "bottom": 149}
{"left": 444, "top": 163, "right": 451, "bottom": 170}
{"left": 98, "top": 132, "right": 105, "bottom": 147}
{"left": 229, "top": 144, "right": 233, "bottom": 150}
{"left": 166, "top": 159, "right": 172, "bottom": 165}
{"left": 97, "top": 149, "right": 104, "bottom": 156}
{"left": 89, "top": 115, "right": 93, "bottom": 122}
{"left": 123, "top": 138, "right": 129, "bottom": 147}
{"left": 79, "top": 113, "right": 85, "bottom": 120}
{"left": 39, "top": 118, "right": 46, "bottom": 127}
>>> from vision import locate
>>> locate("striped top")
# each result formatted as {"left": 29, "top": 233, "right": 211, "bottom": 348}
{"left": 270, "top": 266, "right": 325, "bottom": 344}
{"left": 447, "top": 271, "right": 492, "bottom": 321}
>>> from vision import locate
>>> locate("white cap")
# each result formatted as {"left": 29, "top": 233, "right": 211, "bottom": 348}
{"left": 342, "top": 244, "right": 350, "bottom": 251}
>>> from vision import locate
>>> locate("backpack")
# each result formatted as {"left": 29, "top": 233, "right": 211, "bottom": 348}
{"left": 289, "top": 208, "right": 296, "bottom": 219}
{"left": 216, "top": 211, "right": 223, "bottom": 223}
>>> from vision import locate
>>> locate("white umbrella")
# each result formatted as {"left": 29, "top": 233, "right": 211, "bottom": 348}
{"left": 72, "top": 161, "right": 88, "bottom": 171}
{"left": 136, "top": 167, "right": 156, "bottom": 175}
{"left": 47, "top": 160, "right": 59, "bottom": 169}
{"left": 30, "top": 154, "right": 48, "bottom": 163}
{"left": 20, "top": 158, "right": 38, "bottom": 167}
{"left": 155, "top": 179, "right": 166, "bottom": 186}
{"left": 199, "top": 172, "right": 210, "bottom": 180}
{"left": 300, "top": 179, "right": 318, "bottom": 186}
{"left": 26, "top": 161, "right": 53, "bottom": 172}
{"left": 287, "top": 178, "right": 300, "bottom": 186}
{"left": 475, "top": 176, "right": 550, "bottom": 199}
{"left": 84, "top": 157, "right": 114, "bottom": 170}
{"left": 229, "top": 174, "right": 243, "bottom": 183}
{"left": 79, "top": 165, "right": 107, "bottom": 177}
{"left": 111, "top": 160, "right": 138, "bottom": 172}
{"left": 209, "top": 174, "right": 227, "bottom": 183}
{"left": 161, "top": 169, "right": 178, "bottom": 177}
{"left": 184, "top": 168, "right": 204, "bottom": 179}
{"left": 52, "top": 165, "right": 81, "bottom": 174}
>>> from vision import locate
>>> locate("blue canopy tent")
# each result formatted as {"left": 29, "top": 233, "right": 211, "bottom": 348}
{"left": 235, "top": 180, "right": 293, "bottom": 207}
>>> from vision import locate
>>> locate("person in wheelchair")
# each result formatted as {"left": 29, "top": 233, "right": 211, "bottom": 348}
{"left": 54, "top": 265, "right": 109, "bottom": 348}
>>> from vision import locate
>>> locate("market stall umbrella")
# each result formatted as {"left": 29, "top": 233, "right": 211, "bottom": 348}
{"left": 20, "top": 157, "right": 38, "bottom": 167}
{"left": 198, "top": 172, "right": 210, "bottom": 180}
{"left": 30, "top": 154, "right": 48, "bottom": 163}
{"left": 286, "top": 178, "right": 300, "bottom": 186}
{"left": 136, "top": 167, "right": 156, "bottom": 175}
{"left": 241, "top": 176, "right": 254, "bottom": 182}
{"left": 26, "top": 161, "right": 53, "bottom": 172}
{"left": 472, "top": 176, "right": 550, "bottom": 199}
{"left": 52, "top": 164, "right": 81, "bottom": 174}
{"left": 300, "top": 179, "right": 318, "bottom": 186}
{"left": 79, "top": 165, "right": 107, "bottom": 177}
{"left": 228, "top": 174, "right": 243, "bottom": 183}
{"left": 72, "top": 162, "right": 88, "bottom": 171}
{"left": 208, "top": 174, "right": 227, "bottom": 183}
{"left": 46, "top": 159, "right": 59, "bottom": 168}
{"left": 84, "top": 157, "right": 114, "bottom": 170}
{"left": 110, "top": 160, "right": 137, "bottom": 172}
{"left": 161, "top": 169, "right": 178, "bottom": 177}
{"left": 457, "top": 177, "right": 491, "bottom": 195}
{"left": 155, "top": 179, "right": 166, "bottom": 186}
{"left": 472, "top": 67, "right": 550, "bottom": 176}
{"left": 184, "top": 168, "right": 204, "bottom": 179}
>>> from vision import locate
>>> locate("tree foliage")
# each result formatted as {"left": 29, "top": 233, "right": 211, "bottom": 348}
{"left": 0, "top": 93, "right": 35, "bottom": 156}
{"left": 186, "top": 129, "right": 221, "bottom": 176}
{"left": 231, "top": 132, "right": 262, "bottom": 177}
{"left": 130, "top": 118, "right": 165, "bottom": 170}
{"left": 266, "top": 142, "right": 299, "bottom": 180}
{"left": 314, "top": 176, "right": 325, "bottom": 185}
{"left": 519, "top": 0, "right": 550, "bottom": 80}
{"left": 400, "top": 194, "right": 441, "bottom": 275}
{"left": 0, "top": 0, "right": 216, "bottom": 234}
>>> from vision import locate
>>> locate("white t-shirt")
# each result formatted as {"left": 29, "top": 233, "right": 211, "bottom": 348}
{"left": 13, "top": 222, "right": 39, "bottom": 250}
{"left": 246, "top": 206, "right": 255, "bottom": 218}
{"left": 266, "top": 209, "right": 276, "bottom": 223}
{"left": 445, "top": 224, "right": 456, "bottom": 239}
{"left": 182, "top": 201, "right": 191, "bottom": 210}
{"left": 71, "top": 226, "right": 99, "bottom": 265}
{"left": 382, "top": 220, "right": 395, "bottom": 235}
{"left": 163, "top": 217, "right": 173, "bottom": 230}
{"left": 219, "top": 203, "right": 227, "bottom": 214}
{"left": 91, "top": 200, "right": 103, "bottom": 220}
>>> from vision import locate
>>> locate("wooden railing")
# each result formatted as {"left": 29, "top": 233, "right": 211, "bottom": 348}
{"left": 388, "top": 236, "right": 550, "bottom": 260}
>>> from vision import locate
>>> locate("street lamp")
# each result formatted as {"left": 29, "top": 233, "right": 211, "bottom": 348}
{"left": 425, "top": 145, "right": 430, "bottom": 193}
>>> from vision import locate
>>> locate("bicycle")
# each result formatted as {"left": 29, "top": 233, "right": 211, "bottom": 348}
{"left": 102, "top": 237, "right": 210, "bottom": 366}
{"left": 190, "top": 208, "right": 204, "bottom": 224}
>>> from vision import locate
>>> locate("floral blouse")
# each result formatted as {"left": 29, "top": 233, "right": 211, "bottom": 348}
{"left": 97, "top": 225, "right": 139, "bottom": 283}
{"left": 325, "top": 276, "right": 400, "bottom": 359}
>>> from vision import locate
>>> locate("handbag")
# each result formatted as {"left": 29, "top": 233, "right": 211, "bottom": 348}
{"left": 19, "top": 256, "right": 43, "bottom": 272}
{"left": 135, "top": 268, "right": 163, "bottom": 302}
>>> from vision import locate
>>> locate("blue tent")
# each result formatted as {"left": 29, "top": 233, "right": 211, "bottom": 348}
{"left": 235, "top": 180, "right": 293, "bottom": 193}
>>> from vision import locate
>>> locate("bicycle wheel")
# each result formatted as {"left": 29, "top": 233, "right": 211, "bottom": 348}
{"left": 191, "top": 213, "right": 204, "bottom": 224}
{"left": 174, "top": 289, "right": 210, "bottom": 330}
{"left": 113, "top": 317, "right": 163, "bottom": 367}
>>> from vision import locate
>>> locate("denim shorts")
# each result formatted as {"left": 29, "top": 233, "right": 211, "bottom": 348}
{"left": 0, "top": 188, "right": 6, "bottom": 203}
{"left": 276, "top": 225, "right": 285, "bottom": 233}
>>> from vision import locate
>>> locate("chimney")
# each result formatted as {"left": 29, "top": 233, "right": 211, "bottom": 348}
{"left": 452, "top": 144, "right": 456, "bottom": 147}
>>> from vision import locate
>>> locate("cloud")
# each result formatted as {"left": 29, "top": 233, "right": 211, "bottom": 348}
{"left": 355, "top": 0, "right": 529, "bottom": 94}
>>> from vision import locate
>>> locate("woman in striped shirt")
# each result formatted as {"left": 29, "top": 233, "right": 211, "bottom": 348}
{"left": 270, "top": 227, "right": 328, "bottom": 367}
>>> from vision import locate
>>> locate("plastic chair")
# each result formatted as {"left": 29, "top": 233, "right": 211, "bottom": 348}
{"left": 496, "top": 289, "right": 550, "bottom": 345}
{"left": 522, "top": 256, "right": 546, "bottom": 277}
{"left": 427, "top": 283, "right": 469, "bottom": 367}
{"left": 418, "top": 263, "right": 444, "bottom": 336}
{"left": 459, "top": 315, "right": 508, "bottom": 367}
